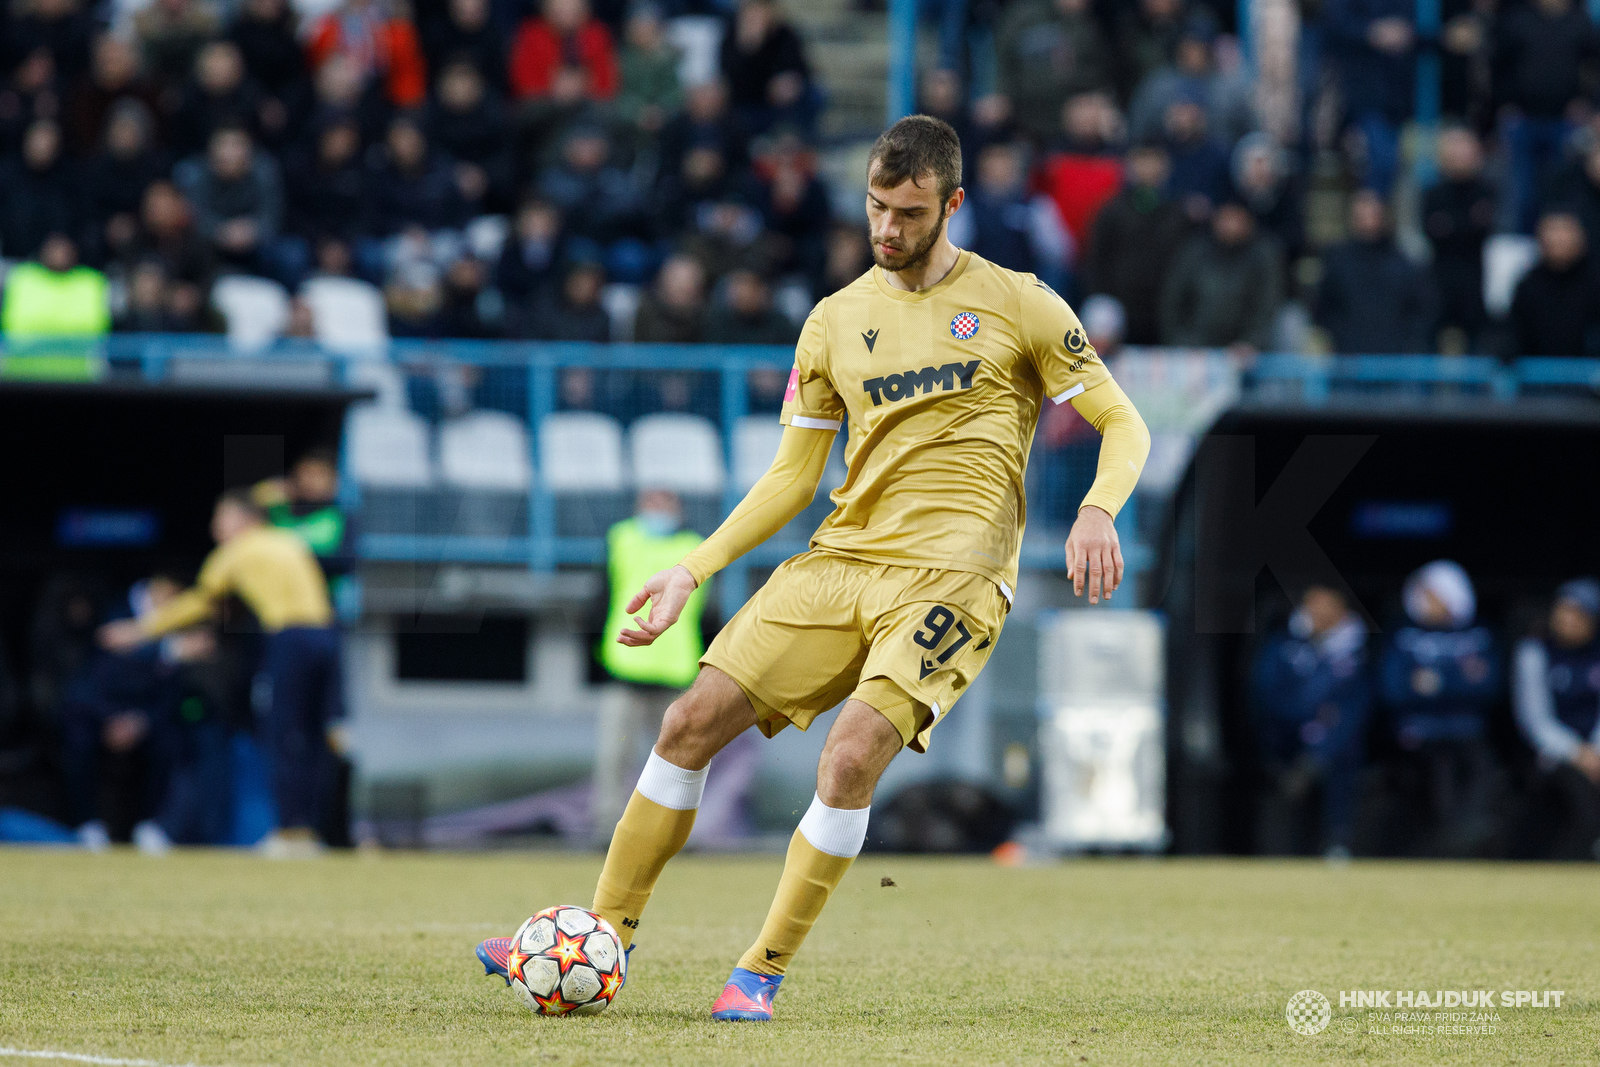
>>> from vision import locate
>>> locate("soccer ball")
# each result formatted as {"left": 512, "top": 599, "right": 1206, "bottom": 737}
{"left": 506, "top": 905, "right": 626, "bottom": 1016}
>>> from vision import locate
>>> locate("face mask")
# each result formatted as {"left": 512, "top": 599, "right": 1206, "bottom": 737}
{"left": 638, "top": 509, "right": 681, "bottom": 537}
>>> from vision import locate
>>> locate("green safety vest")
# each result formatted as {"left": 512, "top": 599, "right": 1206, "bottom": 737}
{"left": 268, "top": 503, "right": 347, "bottom": 557}
{"left": 599, "top": 517, "right": 707, "bottom": 688}
{"left": 1, "top": 263, "right": 110, "bottom": 340}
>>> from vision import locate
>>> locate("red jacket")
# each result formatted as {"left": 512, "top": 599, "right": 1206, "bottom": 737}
{"left": 508, "top": 17, "right": 617, "bottom": 100}
{"left": 1037, "top": 153, "right": 1124, "bottom": 248}
{"left": 307, "top": 14, "right": 428, "bottom": 108}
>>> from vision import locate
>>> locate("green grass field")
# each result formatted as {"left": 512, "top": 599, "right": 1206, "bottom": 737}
{"left": 0, "top": 849, "right": 1594, "bottom": 1066}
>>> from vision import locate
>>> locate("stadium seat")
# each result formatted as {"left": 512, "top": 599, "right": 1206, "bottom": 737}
{"left": 665, "top": 15, "right": 725, "bottom": 86}
{"left": 733, "top": 415, "right": 784, "bottom": 492}
{"left": 301, "top": 276, "right": 389, "bottom": 354}
{"left": 211, "top": 275, "right": 290, "bottom": 351}
{"left": 438, "top": 411, "right": 532, "bottom": 536}
{"left": 540, "top": 412, "right": 630, "bottom": 536}
{"left": 346, "top": 403, "right": 434, "bottom": 534}
{"left": 599, "top": 283, "right": 642, "bottom": 342}
{"left": 1483, "top": 234, "right": 1540, "bottom": 320}
{"left": 630, "top": 413, "right": 726, "bottom": 535}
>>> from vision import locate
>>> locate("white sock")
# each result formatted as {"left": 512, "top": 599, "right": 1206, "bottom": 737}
{"left": 796, "top": 793, "right": 871, "bottom": 858}
{"left": 635, "top": 749, "right": 709, "bottom": 811}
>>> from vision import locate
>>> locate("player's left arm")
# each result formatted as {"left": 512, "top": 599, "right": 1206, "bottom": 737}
{"left": 1020, "top": 281, "right": 1151, "bottom": 604}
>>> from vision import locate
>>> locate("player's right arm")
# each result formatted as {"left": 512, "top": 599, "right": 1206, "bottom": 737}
{"left": 618, "top": 309, "right": 844, "bottom": 648}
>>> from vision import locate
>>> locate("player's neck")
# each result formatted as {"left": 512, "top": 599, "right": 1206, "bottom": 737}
{"left": 881, "top": 238, "right": 962, "bottom": 293}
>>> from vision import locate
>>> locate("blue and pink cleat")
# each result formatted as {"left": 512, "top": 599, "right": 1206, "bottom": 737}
{"left": 476, "top": 936, "right": 514, "bottom": 984}
{"left": 710, "top": 967, "right": 783, "bottom": 1022}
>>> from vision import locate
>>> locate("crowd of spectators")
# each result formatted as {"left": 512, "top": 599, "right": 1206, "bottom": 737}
{"left": 5, "top": 0, "right": 1600, "bottom": 356}
{"left": 1250, "top": 563, "right": 1600, "bottom": 861}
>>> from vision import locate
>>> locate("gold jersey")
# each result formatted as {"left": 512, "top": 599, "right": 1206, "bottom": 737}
{"left": 780, "top": 250, "right": 1111, "bottom": 597}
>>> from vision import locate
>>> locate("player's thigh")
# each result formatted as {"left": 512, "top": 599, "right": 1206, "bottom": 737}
{"left": 699, "top": 553, "right": 869, "bottom": 736}
{"left": 857, "top": 570, "right": 1008, "bottom": 752}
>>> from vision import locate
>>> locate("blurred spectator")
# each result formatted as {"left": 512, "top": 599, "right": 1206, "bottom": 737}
{"left": 115, "top": 258, "right": 179, "bottom": 332}
{"left": 1380, "top": 560, "right": 1501, "bottom": 855}
{"left": 1547, "top": 136, "right": 1600, "bottom": 250}
{"left": 420, "top": 0, "right": 505, "bottom": 92}
{"left": 8, "top": 0, "right": 92, "bottom": 84}
{"left": 1325, "top": 0, "right": 1417, "bottom": 194}
{"left": 127, "top": 179, "right": 214, "bottom": 286}
{"left": 1162, "top": 95, "right": 1230, "bottom": 219}
{"left": 497, "top": 197, "right": 564, "bottom": 311}
{"left": 1037, "top": 92, "right": 1125, "bottom": 250}
{"left": 169, "top": 41, "right": 270, "bottom": 156}
{"left": 749, "top": 131, "right": 831, "bottom": 291}
{"left": 366, "top": 115, "right": 470, "bottom": 235}
{"left": 946, "top": 140, "right": 1071, "bottom": 292}
{"left": 228, "top": 0, "right": 305, "bottom": 104}
{"left": 426, "top": 60, "right": 514, "bottom": 212}
{"left": 1084, "top": 140, "right": 1188, "bottom": 344}
{"left": 719, "top": 0, "right": 815, "bottom": 135}
{"left": 616, "top": 4, "right": 681, "bottom": 136}
{"left": 306, "top": 0, "right": 429, "bottom": 109}
{"left": 509, "top": 0, "right": 618, "bottom": 102}
{"left": 1250, "top": 585, "right": 1370, "bottom": 857}
{"left": 0, "top": 45, "right": 60, "bottom": 156}
{"left": 1439, "top": 0, "right": 1493, "bottom": 126}
{"left": 918, "top": 67, "right": 1014, "bottom": 178}
{"left": 681, "top": 196, "right": 780, "bottom": 282}
{"left": 82, "top": 101, "right": 169, "bottom": 264}
{"left": 657, "top": 80, "right": 751, "bottom": 182}
{"left": 28, "top": 573, "right": 106, "bottom": 736}
{"left": 1511, "top": 210, "right": 1600, "bottom": 356}
{"left": 133, "top": 0, "right": 221, "bottom": 88}
{"left": 704, "top": 268, "right": 796, "bottom": 344}
{"left": 174, "top": 125, "right": 285, "bottom": 275}
{"left": 526, "top": 260, "right": 611, "bottom": 340}
{"left": 435, "top": 255, "right": 501, "bottom": 338}
{"left": 0, "top": 119, "right": 80, "bottom": 262}
{"left": 1316, "top": 190, "right": 1434, "bottom": 354}
{"left": 995, "top": 0, "right": 1113, "bottom": 141}
{"left": 1128, "top": 14, "right": 1254, "bottom": 147}
{"left": 1514, "top": 578, "right": 1600, "bottom": 860}
{"left": 818, "top": 222, "right": 870, "bottom": 298}
{"left": 655, "top": 142, "right": 734, "bottom": 239}
{"left": 255, "top": 449, "right": 356, "bottom": 598}
{"left": 384, "top": 251, "right": 446, "bottom": 335}
{"left": 303, "top": 52, "right": 389, "bottom": 147}
{"left": 1115, "top": 0, "right": 1186, "bottom": 103}
{"left": 1423, "top": 126, "right": 1494, "bottom": 352}
{"left": 63, "top": 34, "right": 162, "bottom": 156}
{"left": 1159, "top": 199, "right": 1282, "bottom": 350}
{"left": 634, "top": 253, "right": 705, "bottom": 342}
{"left": 1, "top": 233, "right": 109, "bottom": 340}
{"left": 1231, "top": 132, "right": 1303, "bottom": 263}
{"left": 285, "top": 119, "right": 369, "bottom": 242}
{"left": 1493, "top": 0, "right": 1600, "bottom": 234}
{"left": 536, "top": 125, "right": 646, "bottom": 271}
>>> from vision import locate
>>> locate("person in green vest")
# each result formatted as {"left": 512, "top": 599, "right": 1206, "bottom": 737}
{"left": 595, "top": 489, "right": 710, "bottom": 842}
{"left": 1, "top": 234, "right": 110, "bottom": 362}
{"left": 252, "top": 449, "right": 356, "bottom": 605}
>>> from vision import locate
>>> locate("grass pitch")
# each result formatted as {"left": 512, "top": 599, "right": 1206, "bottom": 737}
{"left": 0, "top": 849, "right": 1594, "bottom": 1066}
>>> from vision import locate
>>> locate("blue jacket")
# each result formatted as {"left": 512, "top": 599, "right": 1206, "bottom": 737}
{"left": 1379, "top": 624, "right": 1500, "bottom": 744}
{"left": 1251, "top": 617, "right": 1371, "bottom": 767}
{"left": 1324, "top": 0, "right": 1418, "bottom": 123}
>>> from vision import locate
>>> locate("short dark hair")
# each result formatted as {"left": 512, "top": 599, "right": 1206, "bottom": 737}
{"left": 868, "top": 114, "right": 963, "bottom": 203}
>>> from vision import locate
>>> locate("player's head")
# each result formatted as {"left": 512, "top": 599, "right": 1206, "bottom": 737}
{"left": 212, "top": 488, "right": 265, "bottom": 543}
{"left": 1295, "top": 585, "right": 1351, "bottom": 636}
{"left": 291, "top": 448, "right": 340, "bottom": 504}
{"left": 1551, "top": 578, "right": 1600, "bottom": 648}
{"left": 865, "top": 114, "right": 964, "bottom": 273}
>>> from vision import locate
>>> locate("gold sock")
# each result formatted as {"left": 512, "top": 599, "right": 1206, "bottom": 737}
{"left": 736, "top": 830, "right": 855, "bottom": 976}
{"left": 592, "top": 790, "right": 696, "bottom": 949}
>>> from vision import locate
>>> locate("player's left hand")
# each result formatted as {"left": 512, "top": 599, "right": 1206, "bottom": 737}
{"left": 1065, "top": 505, "right": 1123, "bottom": 605}
{"left": 97, "top": 619, "right": 149, "bottom": 652}
{"left": 617, "top": 564, "right": 700, "bottom": 647}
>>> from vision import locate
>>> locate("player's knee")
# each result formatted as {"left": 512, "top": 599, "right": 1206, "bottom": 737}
{"left": 654, "top": 675, "right": 737, "bottom": 769}
{"left": 816, "top": 738, "right": 885, "bottom": 806}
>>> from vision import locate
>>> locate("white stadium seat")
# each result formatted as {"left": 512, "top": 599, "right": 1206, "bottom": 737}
{"left": 599, "top": 283, "right": 642, "bottom": 342}
{"left": 1482, "top": 234, "right": 1540, "bottom": 320}
{"left": 539, "top": 412, "right": 627, "bottom": 492}
{"left": 345, "top": 403, "right": 434, "bottom": 488}
{"left": 629, "top": 413, "right": 725, "bottom": 494}
{"left": 211, "top": 275, "right": 289, "bottom": 351}
{"left": 301, "top": 276, "right": 389, "bottom": 354}
{"left": 438, "top": 411, "right": 533, "bottom": 491}
{"left": 733, "top": 415, "right": 784, "bottom": 492}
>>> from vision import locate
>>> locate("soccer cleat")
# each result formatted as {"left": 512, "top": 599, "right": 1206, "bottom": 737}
{"left": 477, "top": 936, "right": 514, "bottom": 985}
{"left": 710, "top": 967, "right": 783, "bottom": 1022}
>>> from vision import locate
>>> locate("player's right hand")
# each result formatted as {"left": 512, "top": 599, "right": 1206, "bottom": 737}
{"left": 617, "top": 564, "right": 700, "bottom": 647}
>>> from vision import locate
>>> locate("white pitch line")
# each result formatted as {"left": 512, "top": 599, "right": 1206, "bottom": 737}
{"left": 0, "top": 1048, "right": 218, "bottom": 1067}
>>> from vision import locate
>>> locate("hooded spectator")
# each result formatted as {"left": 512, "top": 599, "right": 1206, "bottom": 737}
{"left": 1514, "top": 577, "right": 1600, "bottom": 860}
{"left": 1085, "top": 141, "right": 1189, "bottom": 346}
{"left": 1316, "top": 190, "right": 1435, "bottom": 353}
{"left": 509, "top": 0, "right": 617, "bottom": 102}
{"left": 704, "top": 268, "right": 796, "bottom": 345}
{"left": 1160, "top": 198, "right": 1282, "bottom": 350}
{"left": 1511, "top": 210, "right": 1600, "bottom": 356}
{"left": 306, "top": 0, "right": 429, "bottom": 109}
{"left": 1423, "top": 126, "right": 1495, "bottom": 350}
{"left": 634, "top": 254, "right": 706, "bottom": 343}
{"left": 719, "top": 0, "right": 815, "bottom": 134}
{"left": 0, "top": 119, "right": 80, "bottom": 261}
{"left": 947, "top": 140, "right": 1071, "bottom": 293}
{"left": 995, "top": 0, "right": 1113, "bottom": 141}
{"left": 174, "top": 125, "right": 284, "bottom": 272}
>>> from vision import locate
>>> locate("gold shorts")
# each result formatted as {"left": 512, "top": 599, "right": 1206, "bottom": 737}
{"left": 700, "top": 550, "right": 1009, "bottom": 752}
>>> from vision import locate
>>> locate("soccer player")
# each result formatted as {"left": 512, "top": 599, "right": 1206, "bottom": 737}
{"left": 477, "top": 115, "right": 1149, "bottom": 1018}
{"left": 99, "top": 489, "right": 342, "bottom": 858}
